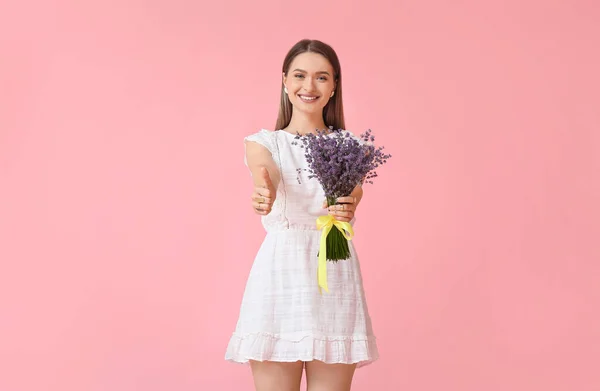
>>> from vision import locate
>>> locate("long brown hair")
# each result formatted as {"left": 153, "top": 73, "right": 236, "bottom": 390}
{"left": 275, "top": 39, "right": 346, "bottom": 131}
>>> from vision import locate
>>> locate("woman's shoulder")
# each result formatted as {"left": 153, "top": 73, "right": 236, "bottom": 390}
{"left": 245, "top": 128, "right": 279, "bottom": 138}
{"left": 245, "top": 128, "right": 274, "bottom": 138}
{"left": 243, "top": 128, "right": 280, "bottom": 153}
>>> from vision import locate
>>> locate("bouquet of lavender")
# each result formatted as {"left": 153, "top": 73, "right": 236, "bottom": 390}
{"left": 292, "top": 127, "right": 391, "bottom": 290}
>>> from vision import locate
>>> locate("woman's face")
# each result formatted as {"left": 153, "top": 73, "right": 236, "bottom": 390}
{"left": 283, "top": 52, "right": 336, "bottom": 115}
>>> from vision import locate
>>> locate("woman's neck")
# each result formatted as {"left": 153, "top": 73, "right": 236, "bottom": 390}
{"left": 283, "top": 114, "right": 328, "bottom": 135}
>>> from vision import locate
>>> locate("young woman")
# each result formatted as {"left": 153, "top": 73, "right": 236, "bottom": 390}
{"left": 225, "top": 39, "right": 379, "bottom": 391}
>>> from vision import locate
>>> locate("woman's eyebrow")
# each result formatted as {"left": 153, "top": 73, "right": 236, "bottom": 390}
{"left": 292, "top": 69, "right": 331, "bottom": 76}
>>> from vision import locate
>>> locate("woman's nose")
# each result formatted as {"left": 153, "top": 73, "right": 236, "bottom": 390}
{"left": 303, "top": 78, "right": 316, "bottom": 91}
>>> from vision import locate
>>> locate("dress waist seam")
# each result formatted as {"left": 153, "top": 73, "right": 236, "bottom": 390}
{"left": 265, "top": 227, "right": 320, "bottom": 233}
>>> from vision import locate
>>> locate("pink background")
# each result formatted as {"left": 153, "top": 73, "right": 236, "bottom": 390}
{"left": 1, "top": 1, "right": 599, "bottom": 390}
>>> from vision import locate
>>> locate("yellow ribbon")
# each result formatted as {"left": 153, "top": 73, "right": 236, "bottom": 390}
{"left": 315, "top": 215, "right": 354, "bottom": 293}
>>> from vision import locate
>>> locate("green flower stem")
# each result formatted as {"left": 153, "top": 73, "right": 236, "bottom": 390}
{"left": 324, "top": 197, "right": 351, "bottom": 262}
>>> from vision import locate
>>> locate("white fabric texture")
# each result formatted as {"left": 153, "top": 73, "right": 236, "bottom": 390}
{"left": 225, "top": 129, "right": 379, "bottom": 368}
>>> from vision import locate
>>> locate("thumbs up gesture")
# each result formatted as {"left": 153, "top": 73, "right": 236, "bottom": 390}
{"left": 252, "top": 167, "right": 276, "bottom": 215}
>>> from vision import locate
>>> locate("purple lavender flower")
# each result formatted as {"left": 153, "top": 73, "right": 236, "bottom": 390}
{"left": 292, "top": 127, "right": 392, "bottom": 200}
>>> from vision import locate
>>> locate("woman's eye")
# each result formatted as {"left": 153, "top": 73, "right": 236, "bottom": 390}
{"left": 294, "top": 74, "right": 327, "bottom": 81}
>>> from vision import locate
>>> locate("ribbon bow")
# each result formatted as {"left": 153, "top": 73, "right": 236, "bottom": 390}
{"left": 315, "top": 215, "right": 354, "bottom": 293}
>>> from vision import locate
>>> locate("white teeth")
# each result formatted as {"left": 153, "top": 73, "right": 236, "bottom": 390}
{"left": 299, "top": 95, "right": 318, "bottom": 100}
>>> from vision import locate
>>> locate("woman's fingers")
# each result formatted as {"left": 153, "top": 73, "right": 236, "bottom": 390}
{"left": 336, "top": 196, "right": 357, "bottom": 204}
{"left": 252, "top": 186, "right": 275, "bottom": 215}
{"left": 328, "top": 207, "right": 354, "bottom": 220}
{"left": 254, "top": 187, "right": 272, "bottom": 199}
{"left": 328, "top": 209, "right": 354, "bottom": 217}
{"left": 252, "top": 200, "right": 271, "bottom": 213}
{"left": 329, "top": 210, "right": 353, "bottom": 222}
{"left": 252, "top": 200, "right": 273, "bottom": 214}
{"left": 325, "top": 197, "right": 357, "bottom": 222}
{"left": 252, "top": 187, "right": 274, "bottom": 203}
{"left": 252, "top": 194, "right": 272, "bottom": 204}
{"left": 328, "top": 203, "right": 356, "bottom": 213}
{"left": 322, "top": 197, "right": 357, "bottom": 208}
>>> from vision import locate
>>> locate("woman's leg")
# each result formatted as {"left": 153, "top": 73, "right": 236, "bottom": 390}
{"left": 305, "top": 360, "right": 357, "bottom": 391}
{"left": 249, "top": 360, "right": 304, "bottom": 391}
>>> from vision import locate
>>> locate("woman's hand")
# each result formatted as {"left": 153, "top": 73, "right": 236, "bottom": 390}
{"left": 252, "top": 167, "right": 276, "bottom": 215}
{"left": 322, "top": 196, "right": 358, "bottom": 222}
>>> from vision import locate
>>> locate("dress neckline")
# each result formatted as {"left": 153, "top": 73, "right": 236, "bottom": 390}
{"left": 275, "top": 129, "right": 336, "bottom": 137}
{"left": 276, "top": 130, "right": 297, "bottom": 137}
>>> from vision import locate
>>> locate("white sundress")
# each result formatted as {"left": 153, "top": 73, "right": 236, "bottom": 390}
{"left": 225, "top": 128, "right": 379, "bottom": 368}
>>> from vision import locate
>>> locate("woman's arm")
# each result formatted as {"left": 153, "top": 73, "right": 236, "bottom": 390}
{"left": 245, "top": 141, "right": 281, "bottom": 190}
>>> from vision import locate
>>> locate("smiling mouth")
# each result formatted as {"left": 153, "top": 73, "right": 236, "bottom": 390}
{"left": 298, "top": 95, "right": 319, "bottom": 102}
